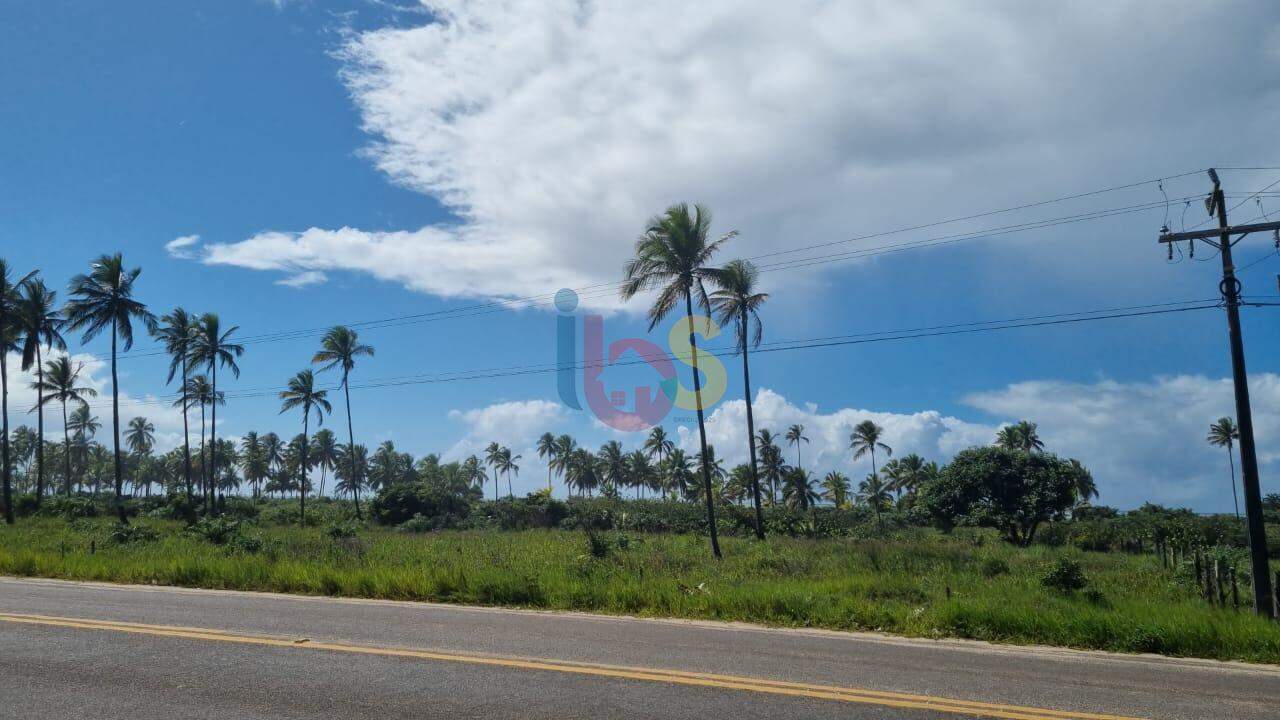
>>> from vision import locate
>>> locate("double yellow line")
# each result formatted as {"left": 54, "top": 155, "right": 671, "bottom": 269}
{"left": 0, "top": 612, "right": 1143, "bottom": 720}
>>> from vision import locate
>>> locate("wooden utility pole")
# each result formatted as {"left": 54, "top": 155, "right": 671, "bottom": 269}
{"left": 1159, "top": 168, "right": 1278, "bottom": 618}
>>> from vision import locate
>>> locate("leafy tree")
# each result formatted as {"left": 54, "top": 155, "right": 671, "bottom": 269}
{"left": 312, "top": 326, "right": 374, "bottom": 517}
{"left": 31, "top": 357, "right": 96, "bottom": 496}
{"left": 849, "top": 420, "right": 891, "bottom": 476}
{"left": 916, "top": 446, "right": 1082, "bottom": 546}
{"left": 1207, "top": 417, "right": 1241, "bottom": 519}
{"left": 189, "top": 313, "right": 243, "bottom": 514}
{"left": 710, "top": 258, "right": 769, "bottom": 539}
{"left": 64, "top": 253, "right": 156, "bottom": 523}
{"left": 16, "top": 276, "right": 65, "bottom": 506}
{"left": 620, "top": 203, "right": 736, "bottom": 558}
{"left": 278, "top": 369, "right": 330, "bottom": 525}
{"left": 153, "top": 308, "right": 198, "bottom": 502}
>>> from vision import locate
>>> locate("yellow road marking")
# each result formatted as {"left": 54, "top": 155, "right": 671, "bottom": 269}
{"left": 0, "top": 612, "right": 1145, "bottom": 720}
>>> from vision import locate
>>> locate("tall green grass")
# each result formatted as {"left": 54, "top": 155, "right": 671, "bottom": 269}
{"left": 1, "top": 518, "right": 1277, "bottom": 664}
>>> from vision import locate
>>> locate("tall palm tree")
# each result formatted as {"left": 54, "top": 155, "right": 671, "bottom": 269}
{"left": 311, "top": 428, "right": 338, "bottom": 498}
{"left": 313, "top": 326, "right": 374, "bottom": 517}
{"left": 549, "top": 434, "right": 576, "bottom": 494}
{"left": 755, "top": 428, "right": 786, "bottom": 503}
{"left": 857, "top": 473, "right": 892, "bottom": 529}
{"left": 461, "top": 454, "right": 487, "bottom": 494}
{"left": 64, "top": 253, "right": 155, "bottom": 523}
{"left": 887, "top": 453, "right": 929, "bottom": 504}
{"left": 17, "top": 277, "right": 65, "bottom": 507}
{"left": 180, "top": 375, "right": 222, "bottom": 506}
{"left": 31, "top": 357, "right": 96, "bottom": 496}
{"left": 597, "top": 440, "right": 627, "bottom": 495}
{"left": 536, "top": 432, "right": 557, "bottom": 493}
{"left": 785, "top": 424, "right": 809, "bottom": 470}
{"left": 189, "top": 313, "right": 243, "bottom": 514}
{"left": 821, "top": 471, "right": 851, "bottom": 509}
{"left": 497, "top": 448, "right": 521, "bottom": 498}
{"left": 334, "top": 443, "right": 369, "bottom": 502}
{"left": 153, "top": 308, "right": 197, "bottom": 503}
{"left": 1207, "top": 417, "right": 1241, "bottom": 519}
{"left": 124, "top": 417, "right": 155, "bottom": 493}
{"left": 484, "top": 442, "right": 503, "bottom": 501}
{"left": 643, "top": 426, "right": 674, "bottom": 468}
{"left": 660, "top": 448, "right": 695, "bottom": 500}
{"left": 278, "top": 370, "right": 330, "bottom": 525}
{"left": 849, "top": 420, "right": 892, "bottom": 476}
{"left": 565, "top": 448, "right": 600, "bottom": 498}
{"left": 0, "top": 260, "right": 35, "bottom": 523}
{"left": 710, "top": 258, "right": 769, "bottom": 540}
{"left": 620, "top": 203, "right": 736, "bottom": 559}
{"left": 66, "top": 404, "right": 100, "bottom": 493}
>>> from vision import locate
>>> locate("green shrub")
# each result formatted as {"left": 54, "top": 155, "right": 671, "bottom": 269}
{"left": 396, "top": 513, "right": 438, "bottom": 533}
{"left": 325, "top": 520, "right": 359, "bottom": 540}
{"left": 107, "top": 522, "right": 159, "bottom": 545}
{"left": 979, "top": 556, "right": 1010, "bottom": 578}
{"left": 1041, "top": 556, "right": 1088, "bottom": 594}
{"left": 371, "top": 485, "right": 472, "bottom": 527}
{"left": 39, "top": 496, "right": 100, "bottom": 519}
{"left": 187, "top": 516, "right": 241, "bottom": 545}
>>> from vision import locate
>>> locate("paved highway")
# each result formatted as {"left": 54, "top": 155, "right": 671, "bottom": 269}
{"left": 0, "top": 577, "right": 1274, "bottom": 719}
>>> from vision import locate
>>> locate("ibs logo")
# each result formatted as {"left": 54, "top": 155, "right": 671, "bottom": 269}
{"left": 555, "top": 288, "right": 727, "bottom": 431}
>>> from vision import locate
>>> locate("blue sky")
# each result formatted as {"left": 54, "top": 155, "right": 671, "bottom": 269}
{"left": 3, "top": 1, "right": 1279, "bottom": 510}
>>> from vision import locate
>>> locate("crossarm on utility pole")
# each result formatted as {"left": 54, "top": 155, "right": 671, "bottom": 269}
{"left": 1159, "top": 221, "right": 1280, "bottom": 244}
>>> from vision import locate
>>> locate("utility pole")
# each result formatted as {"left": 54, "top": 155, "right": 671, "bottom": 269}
{"left": 1159, "top": 168, "right": 1279, "bottom": 618}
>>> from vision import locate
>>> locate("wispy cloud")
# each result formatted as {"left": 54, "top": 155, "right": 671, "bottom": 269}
{"left": 164, "top": 234, "right": 201, "bottom": 260}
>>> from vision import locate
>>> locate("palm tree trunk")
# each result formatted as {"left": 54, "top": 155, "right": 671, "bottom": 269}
{"left": 34, "top": 346, "right": 44, "bottom": 507}
{"left": 109, "top": 319, "right": 126, "bottom": 523}
{"left": 1227, "top": 446, "right": 1240, "bottom": 520}
{"left": 208, "top": 362, "right": 217, "bottom": 515}
{"left": 299, "top": 409, "right": 309, "bottom": 526}
{"left": 61, "top": 400, "right": 71, "bottom": 496}
{"left": 1, "top": 349, "right": 12, "bottom": 524}
{"left": 180, "top": 356, "right": 193, "bottom": 504}
{"left": 198, "top": 404, "right": 206, "bottom": 507}
{"left": 684, "top": 290, "right": 721, "bottom": 559}
{"left": 740, "top": 309, "right": 765, "bottom": 540}
{"left": 342, "top": 372, "right": 361, "bottom": 519}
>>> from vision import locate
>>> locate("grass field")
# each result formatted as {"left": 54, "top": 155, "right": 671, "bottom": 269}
{"left": 1, "top": 516, "right": 1278, "bottom": 664}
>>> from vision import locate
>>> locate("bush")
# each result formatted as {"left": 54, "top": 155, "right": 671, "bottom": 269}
{"left": 187, "top": 516, "right": 241, "bottom": 545}
{"left": 228, "top": 533, "right": 266, "bottom": 555}
{"left": 1041, "top": 557, "right": 1088, "bottom": 594}
{"left": 108, "top": 522, "right": 159, "bottom": 545}
{"left": 396, "top": 513, "right": 439, "bottom": 533}
{"left": 325, "top": 520, "right": 359, "bottom": 540}
{"left": 371, "top": 485, "right": 472, "bottom": 527}
{"left": 979, "top": 556, "right": 1010, "bottom": 578}
{"left": 10, "top": 494, "right": 40, "bottom": 518}
{"left": 39, "top": 496, "right": 100, "bottom": 519}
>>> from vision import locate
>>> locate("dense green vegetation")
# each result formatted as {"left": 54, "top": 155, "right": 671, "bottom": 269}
{"left": 2, "top": 505, "right": 1278, "bottom": 664}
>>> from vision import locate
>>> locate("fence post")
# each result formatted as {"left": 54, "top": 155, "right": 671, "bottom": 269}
{"left": 1230, "top": 566, "right": 1240, "bottom": 610}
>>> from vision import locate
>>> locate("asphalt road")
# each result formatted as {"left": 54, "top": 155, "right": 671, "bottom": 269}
{"left": 0, "top": 577, "right": 1275, "bottom": 719}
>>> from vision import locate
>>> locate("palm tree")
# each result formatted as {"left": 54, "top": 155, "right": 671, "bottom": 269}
{"left": 461, "top": 455, "right": 487, "bottom": 494}
{"left": 659, "top": 448, "right": 694, "bottom": 500}
{"left": 32, "top": 357, "right": 96, "bottom": 496}
{"left": 536, "top": 432, "right": 557, "bottom": 493}
{"left": 710, "top": 258, "right": 769, "bottom": 540}
{"left": 240, "top": 431, "right": 267, "bottom": 500}
{"left": 821, "top": 471, "right": 851, "bottom": 509}
{"left": 181, "top": 374, "right": 222, "bottom": 506}
{"left": 17, "top": 277, "right": 65, "bottom": 507}
{"left": 312, "top": 326, "right": 374, "bottom": 517}
{"left": 785, "top": 425, "right": 809, "bottom": 470}
{"left": 153, "top": 308, "right": 198, "bottom": 503}
{"left": 124, "top": 416, "right": 155, "bottom": 494}
{"left": 849, "top": 420, "right": 892, "bottom": 476}
{"left": 756, "top": 429, "right": 787, "bottom": 504}
{"left": 67, "top": 404, "right": 100, "bottom": 493}
{"left": 549, "top": 434, "right": 576, "bottom": 494}
{"left": 1068, "top": 458, "right": 1098, "bottom": 512}
{"left": 626, "top": 450, "right": 656, "bottom": 499}
{"left": 0, "top": 260, "right": 35, "bottom": 523}
{"left": 497, "top": 448, "right": 521, "bottom": 498}
{"left": 64, "top": 253, "right": 155, "bottom": 523}
{"left": 565, "top": 448, "right": 600, "bottom": 498}
{"left": 334, "top": 443, "right": 369, "bottom": 502}
{"left": 887, "top": 453, "right": 929, "bottom": 504}
{"left": 620, "top": 203, "right": 736, "bottom": 559}
{"left": 782, "top": 467, "right": 820, "bottom": 513}
{"left": 857, "top": 473, "right": 892, "bottom": 529}
{"left": 311, "top": 428, "right": 338, "bottom": 498}
{"left": 1207, "top": 417, "right": 1241, "bottom": 519}
{"left": 996, "top": 420, "right": 1045, "bottom": 453}
{"left": 643, "top": 426, "right": 674, "bottom": 469}
{"left": 278, "top": 370, "right": 330, "bottom": 525}
{"left": 189, "top": 313, "right": 243, "bottom": 514}
{"left": 484, "top": 442, "right": 503, "bottom": 501}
